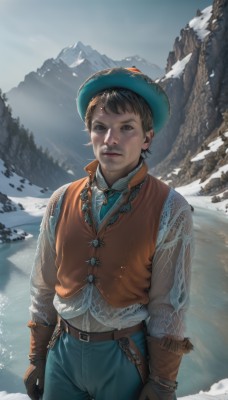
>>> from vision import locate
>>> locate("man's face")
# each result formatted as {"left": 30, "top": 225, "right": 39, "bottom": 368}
{"left": 90, "top": 105, "right": 153, "bottom": 185}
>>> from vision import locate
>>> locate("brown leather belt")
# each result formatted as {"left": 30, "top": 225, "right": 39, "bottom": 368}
{"left": 58, "top": 317, "right": 148, "bottom": 384}
{"left": 59, "top": 317, "right": 145, "bottom": 342}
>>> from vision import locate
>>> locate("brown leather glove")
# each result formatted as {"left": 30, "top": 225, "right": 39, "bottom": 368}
{"left": 139, "top": 336, "right": 193, "bottom": 400}
{"left": 24, "top": 321, "right": 55, "bottom": 400}
{"left": 24, "top": 359, "right": 46, "bottom": 400}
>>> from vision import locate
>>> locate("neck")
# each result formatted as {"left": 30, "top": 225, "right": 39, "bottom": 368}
{"left": 99, "top": 159, "right": 143, "bottom": 187}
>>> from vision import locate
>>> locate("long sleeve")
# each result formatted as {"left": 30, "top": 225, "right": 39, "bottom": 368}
{"left": 29, "top": 185, "right": 68, "bottom": 325}
{"left": 147, "top": 189, "right": 194, "bottom": 339}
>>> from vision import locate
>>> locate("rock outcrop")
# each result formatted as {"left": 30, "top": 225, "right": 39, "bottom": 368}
{"left": 150, "top": 0, "right": 228, "bottom": 182}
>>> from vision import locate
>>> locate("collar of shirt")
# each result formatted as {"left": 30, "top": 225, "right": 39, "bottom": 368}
{"left": 91, "top": 161, "right": 143, "bottom": 226}
{"left": 94, "top": 161, "right": 143, "bottom": 192}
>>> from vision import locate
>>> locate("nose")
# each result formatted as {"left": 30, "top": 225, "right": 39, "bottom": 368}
{"left": 104, "top": 128, "right": 119, "bottom": 145}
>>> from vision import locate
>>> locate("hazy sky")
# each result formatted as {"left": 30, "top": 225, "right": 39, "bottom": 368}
{"left": 0, "top": 0, "right": 212, "bottom": 92}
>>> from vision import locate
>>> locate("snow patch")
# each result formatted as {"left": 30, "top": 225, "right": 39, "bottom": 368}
{"left": 191, "top": 132, "right": 228, "bottom": 161}
{"left": 189, "top": 6, "right": 213, "bottom": 40}
{"left": 204, "top": 165, "right": 228, "bottom": 181}
{"left": 0, "top": 379, "right": 227, "bottom": 399}
{"left": 176, "top": 175, "right": 228, "bottom": 215}
{"left": 0, "top": 394, "right": 29, "bottom": 399}
{"left": 0, "top": 159, "right": 51, "bottom": 241}
{"left": 162, "top": 53, "right": 192, "bottom": 81}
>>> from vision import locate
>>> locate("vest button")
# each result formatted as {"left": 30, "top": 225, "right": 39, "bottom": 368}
{"left": 91, "top": 257, "right": 96, "bottom": 266}
{"left": 87, "top": 274, "right": 95, "bottom": 283}
{"left": 87, "top": 257, "right": 100, "bottom": 266}
{"left": 92, "top": 239, "right": 99, "bottom": 248}
{"left": 90, "top": 238, "right": 104, "bottom": 248}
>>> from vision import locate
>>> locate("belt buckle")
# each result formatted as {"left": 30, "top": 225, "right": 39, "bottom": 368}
{"left": 79, "top": 331, "right": 90, "bottom": 342}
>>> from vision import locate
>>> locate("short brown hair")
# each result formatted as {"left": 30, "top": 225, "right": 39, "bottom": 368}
{"left": 85, "top": 88, "right": 153, "bottom": 156}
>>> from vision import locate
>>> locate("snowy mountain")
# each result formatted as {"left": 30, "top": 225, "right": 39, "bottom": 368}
{"left": 6, "top": 41, "right": 163, "bottom": 179}
{"left": 5, "top": 0, "right": 227, "bottom": 189}
{"left": 56, "top": 41, "right": 118, "bottom": 70}
{"left": 149, "top": 0, "right": 228, "bottom": 199}
{"left": 2, "top": 0, "right": 227, "bottom": 219}
{"left": 56, "top": 40, "right": 164, "bottom": 78}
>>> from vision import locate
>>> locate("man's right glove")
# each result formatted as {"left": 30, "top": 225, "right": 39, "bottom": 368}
{"left": 139, "top": 336, "right": 193, "bottom": 400}
{"left": 24, "top": 321, "right": 55, "bottom": 400}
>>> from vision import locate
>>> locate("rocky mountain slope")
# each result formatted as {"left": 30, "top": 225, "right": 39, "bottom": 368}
{"left": 150, "top": 0, "right": 228, "bottom": 196}
{"left": 0, "top": 91, "right": 71, "bottom": 189}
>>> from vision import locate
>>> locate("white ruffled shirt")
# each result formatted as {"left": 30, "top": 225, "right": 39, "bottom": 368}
{"left": 29, "top": 163, "right": 194, "bottom": 339}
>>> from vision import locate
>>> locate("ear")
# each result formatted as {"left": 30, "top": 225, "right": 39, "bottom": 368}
{"left": 142, "top": 129, "right": 154, "bottom": 150}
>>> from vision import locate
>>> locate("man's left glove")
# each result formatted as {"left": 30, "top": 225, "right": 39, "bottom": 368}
{"left": 24, "top": 321, "right": 55, "bottom": 400}
{"left": 139, "top": 336, "right": 193, "bottom": 400}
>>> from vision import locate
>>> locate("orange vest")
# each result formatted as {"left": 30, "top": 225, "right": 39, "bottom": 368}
{"left": 55, "top": 160, "right": 170, "bottom": 308}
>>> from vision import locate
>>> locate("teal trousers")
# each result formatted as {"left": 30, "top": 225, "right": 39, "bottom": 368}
{"left": 43, "top": 330, "right": 147, "bottom": 400}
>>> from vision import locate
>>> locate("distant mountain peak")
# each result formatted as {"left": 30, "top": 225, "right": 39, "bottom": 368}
{"left": 56, "top": 41, "right": 115, "bottom": 70}
{"left": 55, "top": 41, "right": 163, "bottom": 78}
{"left": 56, "top": 41, "right": 86, "bottom": 68}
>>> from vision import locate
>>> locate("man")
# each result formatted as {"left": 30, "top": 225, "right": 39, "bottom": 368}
{"left": 24, "top": 67, "right": 194, "bottom": 400}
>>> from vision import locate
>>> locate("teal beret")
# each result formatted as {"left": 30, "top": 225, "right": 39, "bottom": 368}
{"left": 76, "top": 67, "right": 170, "bottom": 133}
